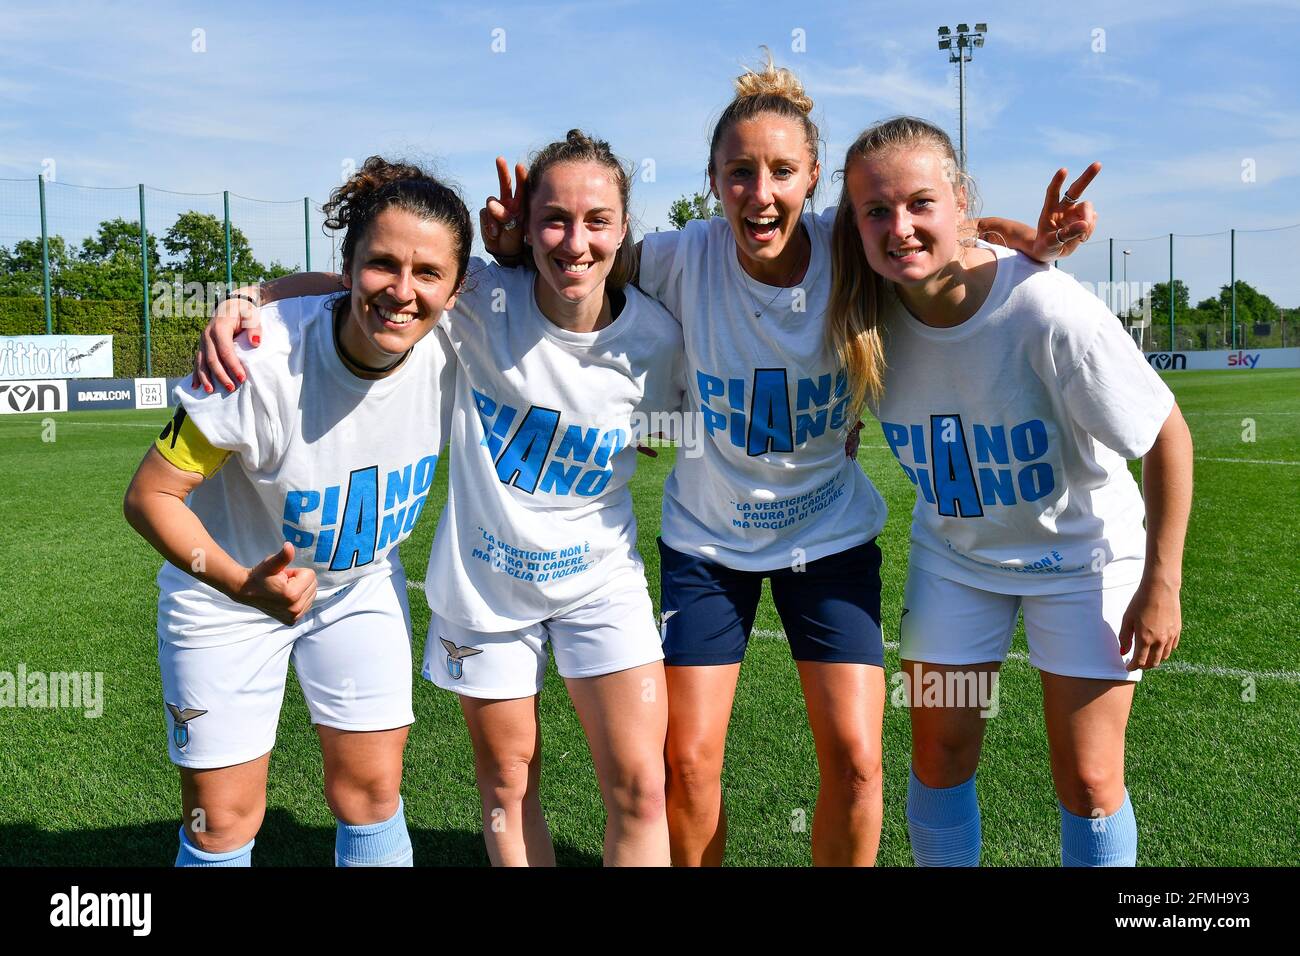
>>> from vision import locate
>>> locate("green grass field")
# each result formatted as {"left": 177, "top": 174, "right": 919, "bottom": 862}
{"left": 1, "top": 369, "right": 1297, "bottom": 866}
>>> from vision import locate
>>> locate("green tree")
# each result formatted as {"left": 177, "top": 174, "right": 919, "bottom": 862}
{"left": 162, "top": 211, "right": 272, "bottom": 287}
{"left": 0, "top": 236, "right": 72, "bottom": 296}
{"left": 1202, "top": 280, "right": 1280, "bottom": 329}
{"left": 668, "top": 192, "right": 722, "bottom": 230}
{"left": 261, "top": 260, "right": 295, "bottom": 280}
{"left": 1140, "top": 279, "right": 1190, "bottom": 319}
{"left": 70, "top": 217, "right": 161, "bottom": 299}
{"left": 79, "top": 217, "right": 160, "bottom": 268}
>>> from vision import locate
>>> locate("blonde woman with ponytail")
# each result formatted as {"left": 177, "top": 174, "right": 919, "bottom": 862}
{"left": 831, "top": 116, "right": 1188, "bottom": 868}
{"left": 476, "top": 53, "right": 1092, "bottom": 867}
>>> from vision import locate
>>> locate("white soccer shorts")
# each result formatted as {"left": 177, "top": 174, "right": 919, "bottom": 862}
{"left": 157, "top": 565, "right": 416, "bottom": 769}
{"left": 422, "top": 579, "right": 664, "bottom": 699}
{"left": 899, "top": 563, "right": 1144, "bottom": 683}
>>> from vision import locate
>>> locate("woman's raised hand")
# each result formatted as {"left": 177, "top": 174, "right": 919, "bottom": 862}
{"left": 480, "top": 156, "right": 529, "bottom": 260}
{"left": 1031, "top": 162, "right": 1101, "bottom": 262}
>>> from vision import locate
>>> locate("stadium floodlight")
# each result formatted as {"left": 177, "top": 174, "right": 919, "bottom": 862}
{"left": 936, "top": 22, "right": 989, "bottom": 172}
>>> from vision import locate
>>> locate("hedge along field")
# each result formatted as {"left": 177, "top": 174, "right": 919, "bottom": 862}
{"left": 0, "top": 297, "right": 207, "bottom": 378}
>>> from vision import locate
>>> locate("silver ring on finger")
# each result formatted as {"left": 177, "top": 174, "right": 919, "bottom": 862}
{"left": 1062, "top": 192, "right": 1078, "bottom": 205}
{"left": 1054, "top": 228, "right": 1065, "bottom": 245}
{"left": 503, "top": 218, "right": 519, "bottom": 231}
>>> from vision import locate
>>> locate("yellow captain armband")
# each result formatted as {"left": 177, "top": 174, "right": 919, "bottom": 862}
{"left": 155, "top": 406, "right": 230, "bottom": 478}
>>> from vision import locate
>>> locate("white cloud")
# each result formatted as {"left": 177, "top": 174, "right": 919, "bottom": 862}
{"left": 1037, "top": 125, "right": 1118, "bottom": 157}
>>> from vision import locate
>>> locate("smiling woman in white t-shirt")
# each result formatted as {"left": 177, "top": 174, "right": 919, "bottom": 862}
{"left": 125, "top": 158, "right": 466, "bottom": 867}
{"left": 831, "top": 116, "right": 1194, "bottom": 867}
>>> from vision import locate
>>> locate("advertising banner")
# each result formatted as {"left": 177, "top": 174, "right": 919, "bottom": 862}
{"left": 67, "top": 378, "right": 138, "bottom": 410}
{"left": 0, "top": 335, "right": 115, "bottom": 380}
{"left": 0, "top": 379, "right": 68, "bottom": 414}
{"left": 1143, "top": 348, "right": 1300, "bottom": 371}
{"left": 134, "top": 377, "right": 171, "bottom": 410}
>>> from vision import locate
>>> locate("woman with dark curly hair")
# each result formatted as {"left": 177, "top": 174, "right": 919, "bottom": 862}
{"left": 125, "top": 157, "right": 468, "bottom": 867}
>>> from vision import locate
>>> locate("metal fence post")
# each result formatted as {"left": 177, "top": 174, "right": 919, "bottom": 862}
{"left": 139, "top": 184, "right": 152, "bottom": 377}
{"left": 1230, "top": 228, "right": 1236, "bottom": 349}
{"left": 1168, "top": 233, "right": 1175, "bottom": 351}
{"left": 223, "top": 190, "right": 233, "bottom": 291}
{"left": 38, "top": 174, "right": 53, "bottom": 334}
{"left": 304, "top": 197, "right": 312, "bottom": 271}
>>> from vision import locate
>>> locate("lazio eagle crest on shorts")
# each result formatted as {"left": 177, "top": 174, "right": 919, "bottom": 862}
{"left": 166, "top": 702, "right": 208, "bottom": 750}
{"left": 440, "top": 638, "right": 483, "bottom": 680}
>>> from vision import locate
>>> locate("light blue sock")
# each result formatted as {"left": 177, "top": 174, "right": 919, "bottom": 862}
{"left": 907, "top": 767, "right": 981, "bottom": 866}
{"left": 1060, "top": 791, "right": 1137, "bottom": 866}
{"left": 175, "top": 825, "right": 254, "bottom": 867}
{"left": 335, "top": 796, "right": 413, "bottom": 867}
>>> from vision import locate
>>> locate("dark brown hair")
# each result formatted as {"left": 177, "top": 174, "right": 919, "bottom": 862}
{"left": 323, "top": 156, "right": 473, "bottom": 287}
{"left": 524, "top": 129, "right": 638, "bottom": 289}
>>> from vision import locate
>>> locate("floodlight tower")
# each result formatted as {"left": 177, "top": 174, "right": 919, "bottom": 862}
{"left": 937, "top": 22, "right": 987, "bottom": 172}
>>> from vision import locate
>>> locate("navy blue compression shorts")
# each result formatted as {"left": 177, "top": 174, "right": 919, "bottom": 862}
{"left": 657, "top": 537, "right": 885, "bottom": 667}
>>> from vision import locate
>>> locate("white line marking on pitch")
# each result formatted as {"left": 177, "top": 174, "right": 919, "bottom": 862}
{"left": 1194, "top": 456, "right": 1299, "bottom": 466}
{"left": 407, "top": 581, "right": 1298, "bottom": 683}
{"left": 0, "top": 420, "right": 160, "bottom": 428}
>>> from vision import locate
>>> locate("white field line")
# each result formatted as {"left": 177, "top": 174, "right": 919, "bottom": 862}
{"left": 1194, "top": 456, "right": 1300, "bottom": 466}
{"left": 406, "top": 580, "right": 1300, "bottom": 684}
{"left": 0, "top": 420, "right": 159, "bottom": 428}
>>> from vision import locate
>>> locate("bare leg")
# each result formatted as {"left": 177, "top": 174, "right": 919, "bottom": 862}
{"left": 565, "top": 661, "right": 670, "bottom": 866}
{"left": 316, "top": 725, "right": 408, "bottom": 823}
{"left": 179, "top": 752, "right": 271, "bottom": 853}
{"left": 458, "top": 694, "right": 555, "bottom": 867}
{"left": 797, "top": 661, "right": 886, "bottom": 866}
{"left": 1039, "top": 671, "right": 1134, "bottom": 818}
{"left": 663, "top": 662, "right": 741, "bottom": 866}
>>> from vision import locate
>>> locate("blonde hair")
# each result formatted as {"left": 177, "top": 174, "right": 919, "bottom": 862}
{"left": 827, "top": 116, "right": 977, "bottom": 412}
{"left": 708, "top": 48, "right": 820, "bottom": 177}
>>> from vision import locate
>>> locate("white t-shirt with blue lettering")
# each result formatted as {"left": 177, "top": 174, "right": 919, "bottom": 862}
{"left": 638, "top": 209, "right": 888, "bottom": 572}
{"left": 871, "top": 243, "right": 1175, "bottom": 594}
{"left": 425, "top": 260, "right": 686, "bottom": 631}
{"left": 164, "top": 293, "right": 455, "bottom": 602}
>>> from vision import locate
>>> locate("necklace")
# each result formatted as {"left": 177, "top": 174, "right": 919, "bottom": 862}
{"left": 739, "top": 232, "right": 811, "bottom": 319}
{"left": 333, "top": 307, "right": 411, "bottom": 376}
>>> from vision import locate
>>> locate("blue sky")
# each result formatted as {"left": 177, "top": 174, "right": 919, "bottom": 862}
{"left": 2, "top": 0, "right": 1298, "bottom": 307}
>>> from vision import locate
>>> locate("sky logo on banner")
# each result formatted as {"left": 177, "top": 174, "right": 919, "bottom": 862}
{"left": 281, "top": 454, "right": 439, "bottom": 570}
